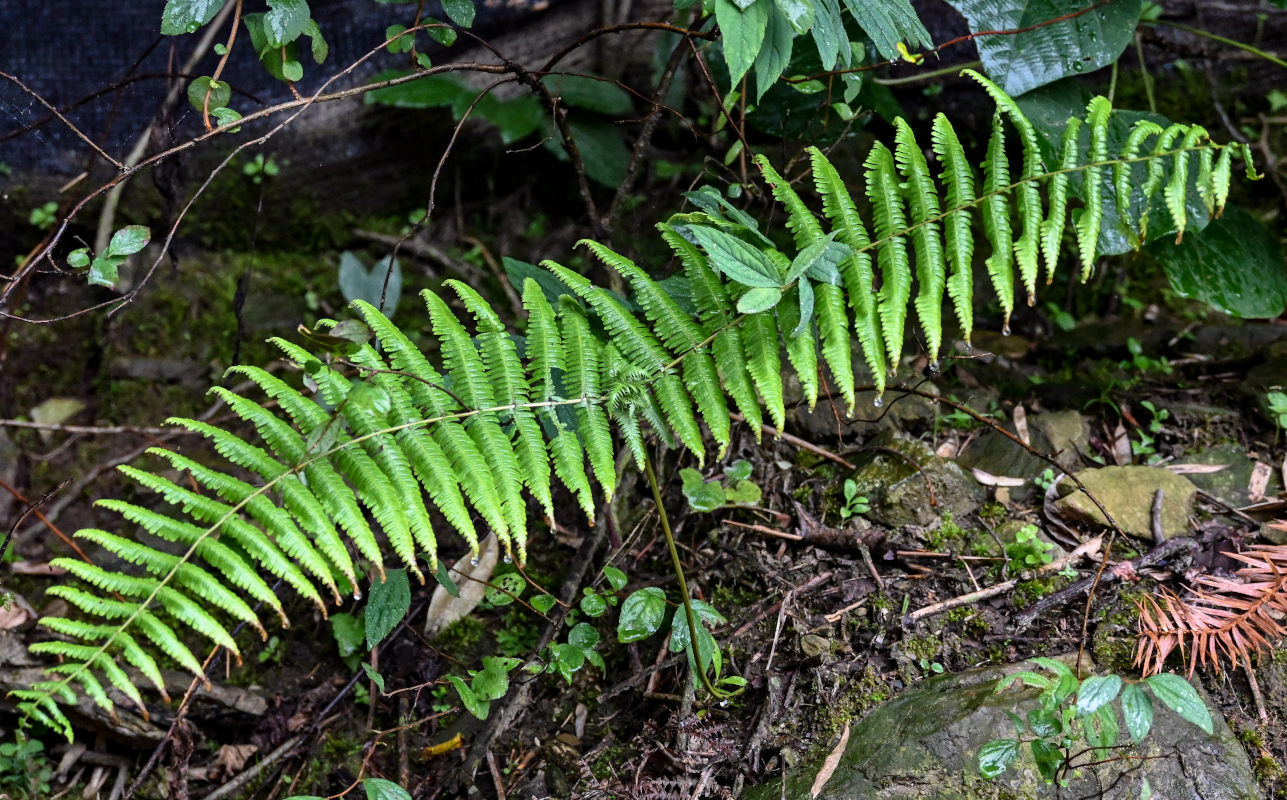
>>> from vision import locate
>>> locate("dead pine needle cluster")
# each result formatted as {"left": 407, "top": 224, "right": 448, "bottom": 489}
{"left": 1135, "top": 539, "right": 1287, "bottom": 677}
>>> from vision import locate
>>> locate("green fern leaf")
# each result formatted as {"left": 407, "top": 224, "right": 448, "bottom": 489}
{"left": 521, "top": 279, "right": 564, "bottom": 403}
{"left": 1075, "top": 96, "right": 1112, "bottom": 278}
{"left": 1115, "top": 119, "right": 1163, "bottom": 249}
{"left": 559, "top": 298, "right": 617, "bottom": 500}
{"left": 148, "top": 450, "right": 341, "bottom": 605}
{"left": 1041, "top": 118, "right": 1081, "bottom": 283}
{"left": 742, "top": 311, "right": 785, "bottom": 430}
{"left": 450, "top": 280, "right": 553, "bottom": 552}
{"left": 1166, "top": 125, "right": 1208, "bottom": 243}
{"left": 894, "top": 118, "right": 946, "bottom": 363}
{"left": 930, "top": 114, "right": 976, "bottom": 345}
{"left": 809, "top": 146, "right": 887, "bottom": 392}
{"left": 110, "top": 468, "right": 325, "bottom": 614}
{"left": 755, "top": 155, "right": 825, "bottom": 248}
{"left": 964, "top": 69, "right": 1043, "bottom": 305}
{"left": 581, "top": 240, "right": 731, "bottom": 455}
{"left": 865, "top": 141, "right": 912, "bottom": 369}
{"left": 660, "top": 223, "right": 764, "bottom": 438}
{"left": 423, "top": 289, "right": 527, "bottom": 559}
{"left": 980, "top": 113, "right": 1015, "bottom": 328}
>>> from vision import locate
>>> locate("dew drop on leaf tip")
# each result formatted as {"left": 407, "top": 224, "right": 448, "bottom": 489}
{"left": 470, "top": 557, "right": 480, "bottom": 567}
{"left": 1001, "top": 324, "right": 1011, "bottom": 336}
{"left": 502, "top": 555, "right": 512, "bottom": 564}
{"left": 873, "top": 396, "right": 884, "bottom": 408}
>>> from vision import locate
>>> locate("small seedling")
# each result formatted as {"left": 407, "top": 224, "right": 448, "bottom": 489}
{"left": 1266, "top": 391, "right": 1287, "bottom": 437}
{"left": 840, "top": 478, "right": 870, "bottom": 520}
{"left": 243, "top": 153, "right": 280, "bottom": 184}
{"left": 1033, "top": 468, "right": 1056, "bottom": 492}
{"left": 27, "top": 201, "right": 58, "bottom": 230}
{"left": 680, "top": 460, "right": 761, "bottom": 512}
{"left": 1005, "top": 524, "right": 1054, "bottom": 574}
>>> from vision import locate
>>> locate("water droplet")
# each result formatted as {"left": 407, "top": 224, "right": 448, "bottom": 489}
{"left": 873, "top": 396, "right": 884, "bottom": 408}
{"left": 186, "top": 22, "right": 201, "bottom": 33}
{"left": 928, "top": 360, "right": 941, "bottom": 374}
{"left": 963, "top": 341, "right": 973, "bottom": 353}
{"left": 1001, "top": 324, "right": 1011, "bottom": 336}
{"left": 503, "top": 555, "right": 512, "bottom": 564}
{"left": 470, "top": 557, "right": 480, "bottom": 567}
{"left": 719, "top": 699, "right": 730, "bottom": 707}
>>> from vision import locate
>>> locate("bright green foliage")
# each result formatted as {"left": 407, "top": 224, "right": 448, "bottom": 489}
{"left": 21, "top": 71, "right": 1246, "bottom": 739}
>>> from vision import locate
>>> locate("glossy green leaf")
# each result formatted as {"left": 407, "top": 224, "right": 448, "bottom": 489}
{"left": 977, "top": 738, "right": 1019, "bottom": 778}
{"left": 187, "top": 77, "right": 231, "bottom": 112}
{"left": 161, "top": 0, "right": 227, "bottom": 35}
{"left": 774, "top": 0, "right": 814, "bottom": 33}
{"left": 618, "top": 586, "right": 668, "bottom": 642}
{"left": 737, "top": 286, "right": 784, "bottom": 313}
{"left": 106, "top": 226, "right": 151, "bottom": 258}
{"left": 364, "top": 779, "right": 411, "bottom": 800}
{"left": 716, "top": 0, "right": 770, "bottom": 86}
{"left": 1121, "top": 682, "right": 1153, "bottom": 743}
{"left": 681, "top": 468, "right": 726, "bottom": 512}
{"left": 442, "top": 0, "right": 475, "bottom": 27}
{"left": 87, "top": 257, "right": 119, "bottom": 289}
{"left": 446, "top": 675, "right": 489, "bottom": 719}
{"left": 1075, "top": 674, "right": 1122, "bottom": 717}
{"left": 1145, "top": 673, "right": 1213, "bottom": 734}
{"left": 1150, "top": 207, "right": 1287, "bottom": 319}
{"left": 364, "top": 569, "right": 410, "bottom": 649}
{"left": 687, "top": 225, "right": 782, "bottom": 288}
{"left": 840, "top": 0, "right": 933, "bottom": 61}
{"left": 532, "top": 595, "right": 557, "bottom": 614}
{"left": 948, "top": 0, "right": 1142, "bottom": 95}
{"left": 603, "top": 565, "right": 628, "bottom": 592}
{"left": 265, "top": 0, "right": 311, "bottom": 47}
{"left": 752, "top": 5, "right": 793, "bottom": 100}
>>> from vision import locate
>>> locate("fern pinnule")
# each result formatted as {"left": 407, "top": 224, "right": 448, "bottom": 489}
{"left": 1075, "top": 96, "right": 1112, "bottom": 279}
{"left": 864, "top": 141, "right": 912, "bottom": 370}
{"left": 929, "top": 115, "right": 976, "bottom": 343}
{"left": 755, "top": 155, "right": 825, "bottom": 249}
{"left": 894, "top": 118, "right": 946, "bottom": 364}
{"left": 980, "top": 113, "right": 1015, "bottom": 328}
{"left": 1134, "top": 543, "right": 1287, "bottom": 676}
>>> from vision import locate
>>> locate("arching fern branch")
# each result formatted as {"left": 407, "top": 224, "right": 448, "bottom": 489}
{"left": 19, "top": 69, "right": 1252, "bottom": 739}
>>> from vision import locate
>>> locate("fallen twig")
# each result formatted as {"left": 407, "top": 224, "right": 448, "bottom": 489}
{"left": 907, "top": 536, "right": 1103, "bottom": 626}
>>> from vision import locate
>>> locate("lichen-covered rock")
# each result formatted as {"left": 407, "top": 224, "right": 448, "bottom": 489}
{"left": 746, "top": 657, "right": 1260, "bottom": 800}
{"left": 1054, "top": 466, "right": 1196, "bottom": 540}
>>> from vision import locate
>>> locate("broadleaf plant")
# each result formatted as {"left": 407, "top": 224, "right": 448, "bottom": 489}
{"left": 16, "top": 70, "right": 1253, "bottom": 739}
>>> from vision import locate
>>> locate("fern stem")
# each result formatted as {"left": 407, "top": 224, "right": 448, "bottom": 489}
{"left": 642, "top": 451, "right": 736, "bottom": 700}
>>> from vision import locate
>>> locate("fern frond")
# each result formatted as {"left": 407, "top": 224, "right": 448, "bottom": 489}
{"left": 27, "top": 76, "right": 1252, "bottom": 738}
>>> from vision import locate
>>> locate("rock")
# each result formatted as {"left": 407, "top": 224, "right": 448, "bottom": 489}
{"left": 1054, "top": 466, "right": 1196, "bottom": 540}
{"left": 1028, "top": 411, "right": 1090, "bottom": 470}
{"left": 1172, "top": 444, "right": 1282, "bottom": 510}
{"left": 850, "top": 433, "right": 984, "bottom": 528}
{"left": 745, "top": 657, "right": 1261, "bottom": 800}
{"left": 957, "top": 410, "right": 1089, "bottom": 487}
